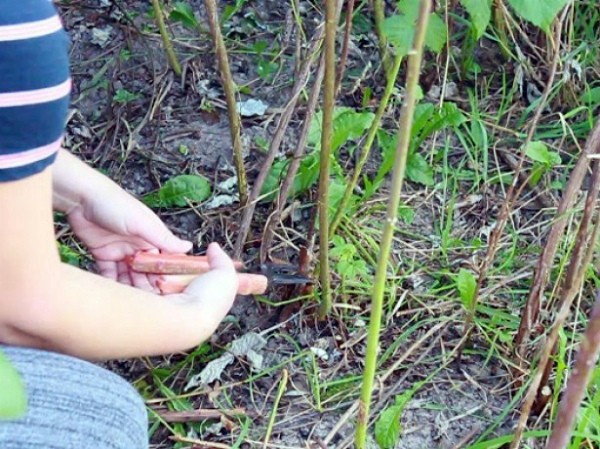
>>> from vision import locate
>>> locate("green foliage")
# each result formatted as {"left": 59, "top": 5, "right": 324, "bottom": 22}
{"left": 506, "top": 0, "right": 570, "bottom": 33}
{"left": 375, "top": 391, "right": 413, "bottom": 449}
{"left": 456, "top": 268, "right": 477, "bottom": 311}
{"left": 330, "top": 236, "right": 369, "bottom": 280}
{"left": 262, "top": 108, "right": 375, "bottom": 202}
{"left": 381, "top": 0, "right": 448, "bottom": 56}
{"left": 525, "top": 141, "right": 561, "bottom": 165}
{"left": 58, "top": 243, "right": 83, "bottom": 266}
{"left": 525, "top": 141, "right": 561, "bottom": 185}
{"left": 144, "top": 174, "right": 212, "bottom": 207}
{"left": 169, "top": 2, "right": 199, "bottom": 29}
{"left": 460, "top": 0, "right": 492, "bottom": 39}
{"left": 308, "top": 108, "right": 376, "bottom": 153}
{"left": 113, "top": 89, "right": 141, "bottom": 104}
{"left": 0, "top": 350, "right": 27, "bottom": 419}
{"left": 366, "top": 102, "right": 466, "bottom": 197}
{"left": 571, "top": 367, "right": 600, "bottom": 448}
{"left": 222, "top": 0, "right": 249, "bottom": 23}
{"left": 580, "top": 87, "right": 600, "bottom": 108}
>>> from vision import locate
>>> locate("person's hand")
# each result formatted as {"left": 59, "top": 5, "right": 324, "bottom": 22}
{"left": 176, "top": 243, "right": 240, "bottom": 322}
{"left": 66, "top": 184, "right": 192, "bottom": 291}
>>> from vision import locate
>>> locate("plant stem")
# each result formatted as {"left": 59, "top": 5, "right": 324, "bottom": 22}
{"left": 233, "top": 26, "right": 325, "bottom": 259}
{"left": 509, "top": 136, "right": 600, "bottom": 448}
{"left": 318, "top": 0, "right": 338, "bottom": 318}
{"left": 335, "top": 0, "right": 356, "bottom": 93}
{"left": 329, "top": 53, "right": 402, "bottom": 236}
{"left": 263, "top": 369, "right": 289, "bottom": 449}
{"left": 203, "top": 0, "right": 248, "bottom": 205}
{"left": 372, "top": 0, "right": 390, "bottom": 75}
{"left": 259, "top": 51, "right": 326, "bottom": 262}
{"left": 545, "top": 291, "right": 600, "bottom": 449}
{"left": 150, "top": 0, "right": 182, "bottom": 76}
{"left": 355, "top": 0, "right": 431, "bottom": 447}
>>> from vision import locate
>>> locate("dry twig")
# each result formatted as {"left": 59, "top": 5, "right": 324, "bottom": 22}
{"left": 515, "top": 120, "right": 600, "bottom": 354}
{"left": 509, "top": 133, "right": 600, "bottom": 449}
{"left": 545, "top": 291, "right": 600, "bottom": 449}
{"left": 233, "top": 24, "right": 327, "bottom": 258}
{"left": 464, "top": 4, "right": 571, "bottom": 349}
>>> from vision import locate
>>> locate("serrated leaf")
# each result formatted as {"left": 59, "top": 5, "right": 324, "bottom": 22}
{"left": 0, "top": 351, "right": 27, "bottom": 419}
{"left": 308, "top": 108, "right": 375, "bottom": 152}
{"left": 525, "top": 141, "right": 561, "bottom": 166}
{"left": 170, "top": 2, "right": 198, "bottom": 29}
{"left": 407, "top": 153, "right": 434, "bottom": 186}
{"left": 381, "top": 1, "right": 448, "bottom": 56}
{"left": 425, "top": 13, "right": 447, "bottom": 53}
{"left": 457, "top": 269, "right": 477, "bottom": 310}
{"left": 144, "top": 175, "right": 212, "bottom": 207}
{"left": 460, "top": 0, "right": 492, "bottom": 39}
{"left": 261, "top": 152, "right": 321, "bottom": 202}
{"left": 506, "top": 0, "right": 569, "bottom": 33}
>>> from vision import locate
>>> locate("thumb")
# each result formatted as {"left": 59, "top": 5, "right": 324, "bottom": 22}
{"left": 135, "top": 217, "right": 193, "bottom": 254}
{"left": 206, "top": 243, "right": 236, "bottom": 272}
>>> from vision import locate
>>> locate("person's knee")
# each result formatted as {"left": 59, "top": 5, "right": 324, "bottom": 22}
{"left": 0, "top": 347, "right": 149, "bottom": 449}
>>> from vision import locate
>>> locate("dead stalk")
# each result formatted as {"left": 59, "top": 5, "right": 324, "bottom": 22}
{"left": 233, "top": 25, "right": 326, "bottom": 259}
{"left": 335, "top": 0, "right": 356, "bottom": 93}
{"left": 515, "top": 120, "right": 600, "bottom": 355}
{"left": 260, "top": 54, "right": 326, "bottom": 262}
{"left": 203, "top": 0, "right": 248, "bottom": 205}
{"left": 545, "top": 291, "right": 600, "bottom": 449}
{"left": 509, "top": 153, "right": 600, "bottom": 449}
{"left": 463, "top": 4, "right": 570, "bottom": 349}
{"left": 259, "top": 0, "right": 344, "bottom": 263}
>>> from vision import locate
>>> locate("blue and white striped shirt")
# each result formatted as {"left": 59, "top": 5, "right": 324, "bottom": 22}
{"left": 0, "top": 0, "right": 70, "bottom": 182}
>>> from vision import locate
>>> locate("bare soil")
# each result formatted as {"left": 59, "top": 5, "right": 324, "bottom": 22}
{"left": 55, "top": 1, "right": 532, "bottom": 448}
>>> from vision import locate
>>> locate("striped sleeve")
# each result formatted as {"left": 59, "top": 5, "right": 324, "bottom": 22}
{"left": 0, "top": 0, "right": 71, "bottom": 182}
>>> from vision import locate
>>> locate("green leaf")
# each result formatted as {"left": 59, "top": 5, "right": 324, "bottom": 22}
{"left": 170, "top": 2, "right": 198, "bottom": 29}
{"left": 460, "top": 0, "right": 492, "bottom": 39}
{"left": 457, "top": 269, "right": 477, "bottom": 310}
{"left": 506, "top": 0, "right": 569, "bottom": 33}
{"left": 580, "top": 87, "right": 600, "bottom": 107}
{"left": 144, "top": 175, "right": 212, "bottom": 207}
{"left": 308, "top": 108, "right": 375, "bottom": 153}
{"left": 261, "top": 152, "right": 321, "bottom": 202}
{"left": 525, "top": 141, "right": 561, "bottom": 166}
{"left": 113, "top": 89, "right": 141, "bottom": 104}
{"left": 375, "top": 392, "right": 412, "bottom": 449}
{"left": 407, "top": 153, "right": 434, "bottom": 186}
{"left": 381, "top": 1, "right": 448, "bottom": 56}
{"left": 425, "top": 12, "right": 447, "bottom": 53}
{"left": 0, "top": 350, "right": 27, "bottom": 419}
{"left": 58, "top": 243, "right": 82, "bottom": 267}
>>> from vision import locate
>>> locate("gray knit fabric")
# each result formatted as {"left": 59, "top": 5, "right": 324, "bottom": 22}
{"left": 0, "top": 346, "right": 148, "bottom": 449}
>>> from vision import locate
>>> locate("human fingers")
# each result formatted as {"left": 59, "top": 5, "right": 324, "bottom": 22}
{"left": 183, "top": 244, "right": 238, "bottom": 311}
{"left": 127, "top": 208, "right": 193, "bottom": 254}
{"left": 96, "top": 260, "right": 119, "bottom": 281}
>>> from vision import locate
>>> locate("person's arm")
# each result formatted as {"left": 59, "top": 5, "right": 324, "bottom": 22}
{"left": 0, "top": 168, "right": 241, "bottom": 360}
{"left": 52, "top": 149, "right": 193, "bottom": 291}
